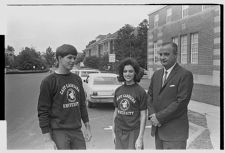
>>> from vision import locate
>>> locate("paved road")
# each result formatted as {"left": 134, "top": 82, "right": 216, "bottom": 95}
{"left": 5, "top": 73, "right": 205, "bottom": 149}
{"left": 5, "top": 73, "right": 155, "bottom": 149}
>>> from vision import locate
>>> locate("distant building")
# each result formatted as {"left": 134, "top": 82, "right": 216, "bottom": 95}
{"left": 83, "top": 32, "right": 118, "bottom": 57}
{"left": 147, "top": 5, "right": 221, "bottom": 86}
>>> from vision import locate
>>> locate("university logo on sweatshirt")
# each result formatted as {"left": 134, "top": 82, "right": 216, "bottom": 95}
{"left": 67, "top": 88, "right": 76, "bottom": 103}
{"left": 60, "top": 83, "right": 80, "bottom": 108}
{"left": 119, "top": 99, "right": 130, "bottom": 111}
{"left": 117, "top": 94, "right": 136, "bottom": 116}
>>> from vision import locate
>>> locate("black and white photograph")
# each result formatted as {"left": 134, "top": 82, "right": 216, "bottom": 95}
{"left": 2, "top": 0, "right": 223, "bottom": 151}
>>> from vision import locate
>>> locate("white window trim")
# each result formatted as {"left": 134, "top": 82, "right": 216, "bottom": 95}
{"left": 166, "top": 8, "right": 172, "bottom": 23}
{"left": 202, "top": 5, "right": 205, "bottom": 11}
{"left": 153, "top": 42, "right": 158, "bottom": 64}
{"left": 182, "top": 5, "right": 189, "bottom": 18}
{"left": 191, "top": 33, "right": 198, "bottom": 64}
{"left": 181, "top": 35, "right": 188, "bottom": 64}
{"left": 202, "top": 5, "right": 208, "bottom": 11}
{"left": 172, "top": 37, "right": 178, "bottom": 46}
{"left": 167, "top": 8, "right": 172, "bottom": 16}
{"left": 154, "top": 14, "right": 159, "bottom": 28}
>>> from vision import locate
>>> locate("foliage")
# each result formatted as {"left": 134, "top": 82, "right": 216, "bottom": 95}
{"left": 98, "top": 54, "right": 109, "bottom": 70}
{"left": 82, "top": 20, "right": 148, "bottom": 70}
{"left": 6, "top": 45, "right": 15, "bottom": 52}
{"left": 43, "top": 47, "right": 55, "bottom": 67}
{"left": 83, "top": 54, "right": 112, "bottom": 70}
{"left": 114, "top": 20, "right": 148, "bottom": 69}
{"left": 5, "top": 45, "right": 15, "bottom": 68}
{"left": 114, "top": 24, "right": 135, "bottom": 61}
{"left": 75, "top": 52, "right": 86, "bottom": 64}
{"left": 15, "top": 47, "right": 47, "bottom": 70}
{"left": 135, "top": 19, "right": 148, "bottom": 69}
{"left": 83, "top": 56, "right": 100, "bottom": 69}
{"left": 5, "top": 54, "right": 10, "bottom": 67}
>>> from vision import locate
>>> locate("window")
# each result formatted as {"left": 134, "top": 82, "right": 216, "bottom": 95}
{"left": 166, "top": 8, "right": 172, "bottom": 23}
{"left": 172, "top": 37, "right": 179, "bottom": 62}
{"left": 180, "top": 35, "right": 188, "bottom": 64}
{"left": 153, "top": 42, "right": 158, "bottom": 64}
{"left": 110, "top": 40, "right": 114, "bottom": 54}
{"left": 81, "top": 71, "right": 99, "bottom": 77}
{"left": 99, "top": 44, "right": 103, "bottom": 52}
{"left": 104, "top": 42, "right": 108, "bottom": 50}
{"left": 182, "top": 5, "right": 189, "bottom": 18}
{"left": 154, "top": 14, "right": 159, "bottom": 28}
{"left": 93, "top": 77, "right": 120, "bottom": 85}
{"left": 191, "top": 33, "right": 198, "bottom": 64}
{"left": 172, "top": 37, "right": 178, "bottom": 46}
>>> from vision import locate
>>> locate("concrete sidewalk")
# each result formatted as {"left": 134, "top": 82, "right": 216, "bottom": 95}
{"left": 188, "top": 100, "right": 220, "bottom": 149}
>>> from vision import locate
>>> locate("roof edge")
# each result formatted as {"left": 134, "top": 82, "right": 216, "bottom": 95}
{"left": 148, "top": 5, "right": 167, "bottom": 16}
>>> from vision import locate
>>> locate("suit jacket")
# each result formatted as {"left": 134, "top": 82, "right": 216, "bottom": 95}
{"left": 147, "top": 63, "right": 193, "bottom": 141}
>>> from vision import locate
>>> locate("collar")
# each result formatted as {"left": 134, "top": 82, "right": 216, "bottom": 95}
{"left": 163, "top": 62, "right": 177, "bottom": 76}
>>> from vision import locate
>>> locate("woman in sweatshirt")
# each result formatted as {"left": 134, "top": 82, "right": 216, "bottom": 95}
{"left": 112, "top": 57, "right": 147, "bottom": 149}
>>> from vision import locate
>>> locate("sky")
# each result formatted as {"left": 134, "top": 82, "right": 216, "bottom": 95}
{"left": 5, "top": 3, "right": 163, "bottom": 55}
{"left": 4, "top": 0, "right": 222, "bottom": 55}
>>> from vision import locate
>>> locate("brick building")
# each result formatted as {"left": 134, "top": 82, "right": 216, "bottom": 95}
{"left": 83, "top": 32, "right": 117, "bottom": 57}
{"left": 147, "top": 5, "right": 221, "bottom": 86}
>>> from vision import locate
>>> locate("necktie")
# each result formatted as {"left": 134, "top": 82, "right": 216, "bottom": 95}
{"left": 162, "top": 70, "right": 168, "bottom": 86}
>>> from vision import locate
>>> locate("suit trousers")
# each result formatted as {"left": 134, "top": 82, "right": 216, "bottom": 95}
{"left": 155, "top": 128, "right": 187, "bottom": 149}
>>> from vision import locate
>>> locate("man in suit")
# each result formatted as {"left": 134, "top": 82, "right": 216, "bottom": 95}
{"left": 147, "top": 42, "right": 193, "bottom": 149}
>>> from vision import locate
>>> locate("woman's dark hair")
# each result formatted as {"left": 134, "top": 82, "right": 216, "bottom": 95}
{"left": 117, "top": 57, "right": 142, "bottom": 83}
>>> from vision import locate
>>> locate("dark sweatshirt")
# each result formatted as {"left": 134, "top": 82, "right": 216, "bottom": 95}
{"left": 114, "top": 83, "right": 147, "bottom": 131}
{"left": 37, "top": 72, "right": 89, "bottom": 134}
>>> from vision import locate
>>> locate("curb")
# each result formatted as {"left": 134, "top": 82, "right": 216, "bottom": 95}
{"left": 5, "top": 70, "right": 49, "bottom": 74}
{"left": 188, "top": 100, "right": 220, "bottom": 149}
{"left": 187, "top": 122, "right": 206, "bottom": 148}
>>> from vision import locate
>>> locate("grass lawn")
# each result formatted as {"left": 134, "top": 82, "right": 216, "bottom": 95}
{"left": 139, "top": 78, "right": 221, "bottom": 106}
{"left": 191, "top": 84, "right": 220, "bottom": 106}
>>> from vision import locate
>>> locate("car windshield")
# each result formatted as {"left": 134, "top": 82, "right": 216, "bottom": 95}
{"left": 93, "top": 76, "right": 120, "bottom": 85}
{"left": 80, "top": 71, "right": 99, "bottom": 77}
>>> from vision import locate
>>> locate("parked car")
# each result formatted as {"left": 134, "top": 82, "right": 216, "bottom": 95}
{"left": 70, "top": 68, "right": 101, "bottom": 82}
{"left": 83, "top": 73, "right": 122, "bottom": 108}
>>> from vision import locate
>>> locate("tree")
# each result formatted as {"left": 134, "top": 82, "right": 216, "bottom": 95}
{"left": 43, "top": 46, "right": 55, "bottom": 67}
{"left": 75, "top": 52, "right": 86, "bottom": 65}
{"left": 5, "top": 54, "right": 10, "bottom": 67}
{"left": 83, "top": 56, "right": 100, "bottom": 69}
{"left": 135, "top": 19, "right": 148, "bottom": 69}
{"left": 98, "top": 54, "right": 109, "bottom": 70}
{"left": 6, "top": 45, "right": 15, "bottom": 52}
{"left": 5, "top": 45, "right": 15, "bottom": 68}
{"left": 114, "top": 20, "right": 148, "bottom": 69}
{"left": 114, "top": 24, "right": 135, "bottom": 61}
{"left": 15, "top": 47, "right": 47, "bottom": 70}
